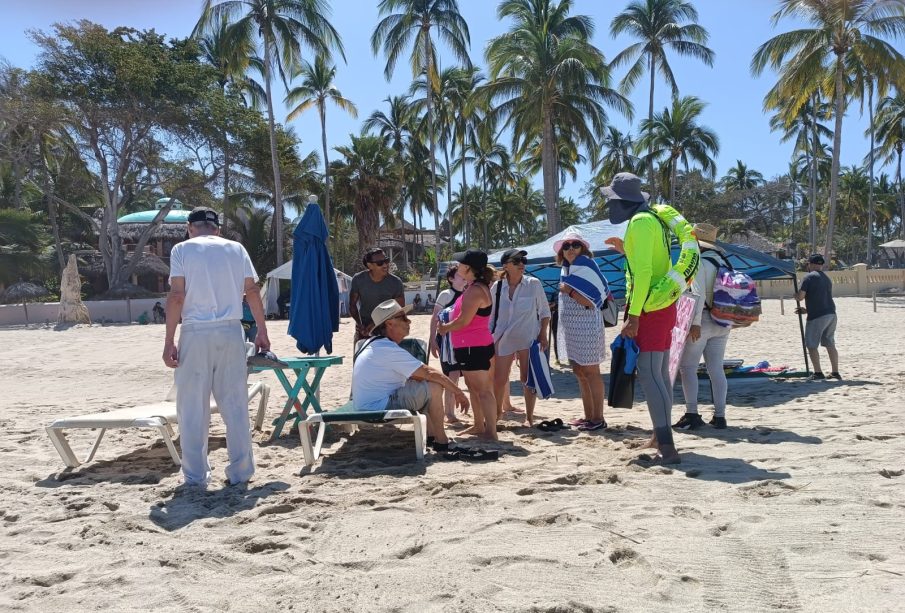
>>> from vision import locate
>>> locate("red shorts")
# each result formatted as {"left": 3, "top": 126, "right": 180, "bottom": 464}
{"left": 632, "top": 302, "right": 677, "bottom": 352}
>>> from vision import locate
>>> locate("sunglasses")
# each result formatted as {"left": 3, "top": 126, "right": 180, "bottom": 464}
{"left": 505, "top": 256, "right": 528, "bottom": 265}
{"left": 561, "top": 241, "right": 584, "bottom": 251}
{"left": 369, "top": 258, "right": 390, "bottom": 266}
{"left": 390, "top": 313, "right": 410, "bottom": 323}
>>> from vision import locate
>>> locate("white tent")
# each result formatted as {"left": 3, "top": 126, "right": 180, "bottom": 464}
{"left": 261, "top": 261, "right": 352, "bottom": 317}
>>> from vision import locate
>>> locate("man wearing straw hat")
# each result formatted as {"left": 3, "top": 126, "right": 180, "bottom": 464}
{"left": 675, "top": 223, "right": 733, "bottom": 430}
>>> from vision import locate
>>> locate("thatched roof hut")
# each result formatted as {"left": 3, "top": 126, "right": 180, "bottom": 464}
{"left": 80, "top": 252, "right": 170, "bottom": 277}
{"left": 116, "top": 205, "right": 190, "bottom": 241}
{"left": 0, "top": 281, "right": 51, "bottom": 304}
{"left": 96, "top": 282, "right": 157, "bottom": 300}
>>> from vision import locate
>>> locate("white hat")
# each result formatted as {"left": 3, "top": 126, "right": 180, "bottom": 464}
{"left": 370, "top": 300, "right": 413, "bottom": 334}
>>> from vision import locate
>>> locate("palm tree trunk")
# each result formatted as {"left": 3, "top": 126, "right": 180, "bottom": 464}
{"left": 541, "top": 108, "right": 558, "bottom": 235}
{"left": 647, "top": 52, "right": 656, "bottom": 198}
{"left": 460, "top": 155, "right": 469, "bottom": 245}
{"left": 670, "top": 158, "right": 677, "bottom": 203}
{"left": 809, "top": 96, "right": 819, "bottom": 253}
{"left": 422, "top": 25, "right": 442, "bottom": 268}
{"left": 443, "top": 146, "right": 453, "bottom": 246}
{"left": 898, "top": 147, "right": 904, "bottom": 239}
{"left": 319, "top": 102, "right": 331, "bottom": 247}
{"left": 867, "top": 83, "right": 875, "bottom": 265}
{"left": 263, "top": 34, "right": 285, "bottom": 265}
{"left": 44, "top": 173, "right": 65, "bottom": 272}
{"left": 823, "top": 57, "right": 845, "bottom": 261}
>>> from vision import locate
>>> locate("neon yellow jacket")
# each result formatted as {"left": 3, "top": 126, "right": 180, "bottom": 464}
{"left": 624, "top": 211, "right": 671, "bottom": 316}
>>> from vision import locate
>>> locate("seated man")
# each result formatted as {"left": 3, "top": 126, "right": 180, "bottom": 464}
{"left": 413, "top": 293, "right": 423, "bottom": 312}
{"left": 352, "top": 300, "right": 468, "bottom": 448}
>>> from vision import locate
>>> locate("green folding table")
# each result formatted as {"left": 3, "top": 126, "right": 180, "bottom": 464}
{"left": 249, "top": 355, "right": 344, "bottom": 439}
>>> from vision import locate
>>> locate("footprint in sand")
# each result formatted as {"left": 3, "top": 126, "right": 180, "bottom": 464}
{"left": 671, "top": 505, "right": 703, "bottom": 520}
{"left": 879, "top": 468, "right": 903, "bottom": 478}
{"left": 608, "top": 547, "right": 641, "bottom": 566}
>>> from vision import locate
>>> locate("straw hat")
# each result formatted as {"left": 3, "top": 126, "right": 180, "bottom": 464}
{"left": 693, "top": 223, "right": 719, "bottom": 249}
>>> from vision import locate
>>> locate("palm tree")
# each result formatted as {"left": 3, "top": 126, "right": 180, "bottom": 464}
{"left": 637, "top": 95, "right": 719, "bottom": 203}
{"left": 194, "top": 0, "right": 344, "bottom": 266}
{"left": 595, "top": 126, "right": 641, "bottom": 181}
{"left": 485, "top": 0, "right": 630, "bottom": 236}
{"left": 752, "top": 0, "right": 905, "bottom": 261}
{"left": 330, "top": 134, "right": 402, "bottom": 260}
{"left": 371, "top": 0, "right": 471, "bottom": 264}
{"left": 874, "top": 93, "right": 905, "bottom": 239}
{"left": 610, "top": 0, "right": 714, "bottom": 197}
{"left": 769, "top": 97, "right": 833, "bottom": 251}
{"left": 285, "top": 55, "right": 357, "bottom": 243}
{"left": 721, "top": 160, "right": 764, "bottom": 192}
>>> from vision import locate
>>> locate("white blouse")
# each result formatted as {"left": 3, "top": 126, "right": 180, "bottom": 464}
{"left": 490, "top": 275, "right": 551, "bottom": 357}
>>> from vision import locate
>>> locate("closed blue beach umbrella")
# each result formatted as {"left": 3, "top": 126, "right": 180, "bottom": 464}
{"left": 288, "top": 203, "right": 339, "bottom": 354}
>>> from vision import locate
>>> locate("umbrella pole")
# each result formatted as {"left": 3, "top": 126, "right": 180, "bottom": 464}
{"left": 23, "top": 302, "right": 28, "bottom": 324}
{"left": 791, "top": 276, "right": 810, "bottom": 374}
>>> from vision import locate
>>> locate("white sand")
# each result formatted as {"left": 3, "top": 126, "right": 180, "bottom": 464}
{"left": 1, "top": 296, "right": 903, "bottom": 612}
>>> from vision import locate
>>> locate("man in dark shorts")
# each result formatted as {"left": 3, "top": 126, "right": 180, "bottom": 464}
{"left": 796, "top": 253, "right": 840, "bottom": 381}
{"left": 349, "top": 247, "right": 405, "bottom": 346}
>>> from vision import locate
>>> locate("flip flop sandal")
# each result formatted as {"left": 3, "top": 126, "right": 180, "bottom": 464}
{"left": 568, "top": 418, "right": 589, "bottom": 427}
{"left": 458, "top": 448, "right": 500, "bottom": 462}
{"left": 635, "top": 453, "right": 681, "bottom": 466}
{"left": 549, "top": 418, "right": 569, "bottom": 430}
{"left": 537, "top": 420, "right": 556, "bottom": 432}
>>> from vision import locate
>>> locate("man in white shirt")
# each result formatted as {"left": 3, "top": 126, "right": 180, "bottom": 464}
{"left": 675, "top": 223, "right": 732, "bottom": 430}
{"left": 352, "top": 300, "right": 468, "bottom": 448}
{"left": 163, "top": 207, "right": 270, "bottom": 487}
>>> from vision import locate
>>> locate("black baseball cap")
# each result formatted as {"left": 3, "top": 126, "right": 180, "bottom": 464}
{"left": 808, "top": 253, "right": 825, "bottom": 265}
{"left": 499, "top": 248, "right": 528, "bottom": 265}
{"left": 187, "top": 207, "right": 220, "bottom": 226}
{"left": 453, "top": 249, "right": 488, "bottom": 271}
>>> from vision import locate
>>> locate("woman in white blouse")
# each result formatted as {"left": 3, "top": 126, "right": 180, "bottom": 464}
{"left": 490, "top": 249, "right": 551, "bottom": 426}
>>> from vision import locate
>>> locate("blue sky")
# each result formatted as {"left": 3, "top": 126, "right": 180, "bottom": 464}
{"left": 0, "top": 0, "right": 881, "bottom": 219}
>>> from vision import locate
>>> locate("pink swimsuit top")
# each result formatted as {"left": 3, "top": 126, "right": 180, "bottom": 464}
{"left": 450, "top": 292, "right": 494, "bottom": 349}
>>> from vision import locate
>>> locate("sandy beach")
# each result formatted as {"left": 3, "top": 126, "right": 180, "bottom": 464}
{"left": 1, "top": 296, "right": 903, "bottom": 612}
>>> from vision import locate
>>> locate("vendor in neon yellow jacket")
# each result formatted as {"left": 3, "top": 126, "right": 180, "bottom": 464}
{"left": 601, "top": 172, "right": 694, "bottom": 466}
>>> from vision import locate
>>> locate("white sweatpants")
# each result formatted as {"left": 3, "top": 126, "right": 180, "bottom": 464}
{"left": 175, "top": 320, "right": 254, "bottom": 485}
{"left": 678, "top": 311, "right": 731, "bottom": 416}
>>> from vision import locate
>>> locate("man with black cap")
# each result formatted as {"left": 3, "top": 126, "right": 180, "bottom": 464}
{"left": 163, "top": 206, "right": 270, "bottom": 488}
{"left": 601, "top": 172, "right": 681, "bottom": 464}
{"left": 796, "top": 253, "right": 840, "bottom": 380}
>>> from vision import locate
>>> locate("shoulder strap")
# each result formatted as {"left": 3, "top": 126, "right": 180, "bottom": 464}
{"left": 702, "top": 248, "right": 732, "bottom": 271}
{"left": 354, "top": 335, "right": 384, "bottom": 361}
{"left": 491, "top": 280, "right": 504, "bottom": 333}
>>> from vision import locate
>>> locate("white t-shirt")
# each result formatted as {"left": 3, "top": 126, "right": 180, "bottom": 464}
{"left": 352, "top": 338, "right": 423, "bottom": 411}
{"left": 168, "top": 235, "right": 257, "bottom": 323}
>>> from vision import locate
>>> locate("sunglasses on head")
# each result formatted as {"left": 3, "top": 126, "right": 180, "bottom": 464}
{"left": 561, "top": 241, "right": 583, "bottom": 251}
{"left": 506, "top": 256, "right": 528, "bottom": 265}
{"left": 369, "top": 258, "right": 389, "bottom": 266}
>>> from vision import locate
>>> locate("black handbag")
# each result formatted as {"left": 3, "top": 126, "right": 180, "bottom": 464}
{"left": 608, "top": 335, "right": 638, "bottom": 409}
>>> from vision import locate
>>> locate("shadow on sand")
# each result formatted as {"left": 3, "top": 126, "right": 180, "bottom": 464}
{"left": 148, "top": 480, "right": 290, "bottom": 531}
{"left": 631, "top": 451, "right": 792, "bottom": 484}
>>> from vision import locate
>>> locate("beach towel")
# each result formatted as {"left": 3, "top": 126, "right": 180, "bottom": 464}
{"left": 437, "top": 308, "right": 455, "bottom": 365}
{"left": 525, "top": 339, "right": 555, "bottom": 399}
{"left": 561, "top": 254, "right": 609, "bottom": 309}
{"left": 608, "top": 335, "right": 639, "bottom": 409}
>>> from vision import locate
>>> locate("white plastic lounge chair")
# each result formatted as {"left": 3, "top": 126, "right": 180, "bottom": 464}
{"left": 298, "top": 401, "right": 427, "bottom": 470}
{"left": 46, "top": 381, "right": 270, "bottom": 468}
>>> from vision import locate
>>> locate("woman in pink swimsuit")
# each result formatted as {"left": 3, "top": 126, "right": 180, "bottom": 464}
{"left": 437, "top": 250, "right": 498, "bottom": 441}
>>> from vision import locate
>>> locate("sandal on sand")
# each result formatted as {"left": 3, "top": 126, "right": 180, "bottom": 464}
{"left": 537, "top": 418, "right": 569, "bottom": 432}
{"left": 442, "top": 448, "right": 500, "bottom": 462}
{"left": 577, "top": 420, "right": 607, "bottom": 431}
{"left": 568, "top": 418, "right": 589, "bottom": 427}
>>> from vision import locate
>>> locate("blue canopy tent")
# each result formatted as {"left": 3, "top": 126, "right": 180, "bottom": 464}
{"left": 490, "top": 221, "right": 810, "bottom": 373}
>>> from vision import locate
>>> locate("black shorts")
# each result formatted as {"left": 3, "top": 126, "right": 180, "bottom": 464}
{"left": 453, "top": 344, "right": 495, "bottom": 372}
{"left": 440, "top": 360, "right": 462, "bottom": 376}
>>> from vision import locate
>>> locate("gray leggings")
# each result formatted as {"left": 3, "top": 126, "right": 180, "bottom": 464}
{"left": 637, "top": 350, "right": 674, "bottom": 447}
